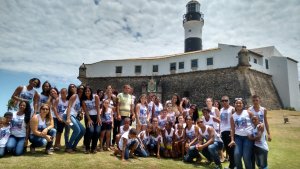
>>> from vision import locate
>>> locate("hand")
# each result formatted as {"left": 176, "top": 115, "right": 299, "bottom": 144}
{"left": 45, "top": 135, "right": 52, "bottom": 142}
{"left": 112, "top": 125, "right": 114, "bottom": 129}
{"left": 57, "top": 117, "right": 63, "bottom": 122}
{"left": 268, "top": 135, "right": 272, "bottom": 142}
{"left": 195, "top": 144, "right": 203, "bottom": 151}
{"left": 97, "top": 118, "right": 102, "bottom": 126}
{"left": 42, "top": 128, "right": 48, "bottom": 135}
{"left": 87, "top": 119, "right": 93, "bottom": 128}
{"left": 66, "top": 118, "right": 71, "bottom": 126}
{"left": 117, "top": 114, "right": 121, "bottom": 121}
{"left": 132, "top": 115, "right": 136, "bottom": 122}
{"left": 228, "top": 140, "right": 235, "bottom": 147}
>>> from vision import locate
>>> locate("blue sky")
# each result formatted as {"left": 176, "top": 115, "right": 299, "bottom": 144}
{"left": 0, "top": 0, "right": 299, "bottom": 115}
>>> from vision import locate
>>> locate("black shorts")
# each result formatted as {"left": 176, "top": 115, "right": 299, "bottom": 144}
{"left": 102, "top": 122, "right": 112, "bottom": 131}
{"left": 53, "top": 118, "right": 65, "bottom": 133}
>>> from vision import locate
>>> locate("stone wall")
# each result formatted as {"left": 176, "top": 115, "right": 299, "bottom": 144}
{"left": 79, "top": 67, "right": 282, "bottom": 110}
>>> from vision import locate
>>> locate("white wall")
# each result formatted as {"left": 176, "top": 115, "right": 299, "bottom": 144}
{"left": 85, "top": 44, "right": 242, "bottom": 77}
{"left": 287, "top": 58, "right": 300, "bottom": 110}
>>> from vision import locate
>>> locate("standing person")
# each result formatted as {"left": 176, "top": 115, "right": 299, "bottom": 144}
{"left": 135, "top": 94, "right": 150, "bottom": 132}
{"left": 180, "top": 97, "right": 191, "bottom": 115}
{"left": 11, "top": 78, "right": 41, "bottom": 116}
{"left": 82, "top": 86, "right": 101, "bottom": 154}
{"left": 0, "top": 112, "right": 13, "bottom": 158}
{"left": 162, "top": 121, "right": 174, "bottom": 158}
{"left": 183, "top": 104, "right": 199, "bottom": 123}
{"left": 147, "top": 93, "right": 155, "bottom": 120}
{"left": 229, "top": 98, "right": 254, "bottom": 169}
{"left": 39, "top": 81, "right": 51, "bottom": 109}
{"left": 117, "top": 85, "right": 135, "bottom": 125}
{"left": 6, "top": 101, "right": 31, "bottom": 156}
{"left": 99, "top": 99, "right": 114, "bottom": 151}
{"left": 220, "top": 96, "right": 235, "bottom": 169}
{"left": 152, "top": 96, "right": 163, "bottom": 120}
{"left": 29, "top": 104, "right": 56, "bottom": 155}
{"left": 248, "top": 95, "right": 271, "bottom": 142}
{"left": 166, "top": 102, "right": 176, "bottom": 126}
{"left": 53, "top": 88, "right": 68, "bottom": 150}
{"left": 206, "top": 98, "right": 220, "bottom": 118}
{"left": 63, "top": 84, "right": 86, "bottom": 153}
{"left": 248, "top": 116, "right": 269, "bottom": 169}
{"left": 170, "top": 94, "right": 182, "bottom": 116}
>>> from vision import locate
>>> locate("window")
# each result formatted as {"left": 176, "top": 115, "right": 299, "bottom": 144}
{"left": 265, "top": 59, "right": 269, "bottom": 69}
{"left": 191, "top": 59, "right": 198, "bottom": 68}
{"left": 115, "top": 66, "right": 122, "bottom": 73}
{"left": 135, "top": 65, "right": 141, "bottom": 73}
{"left": 254, "top": 58, "right": 257, "bottom": 64}
{"left": 153, "top": 65, "right": 158, "bottom": 72}
{"left": 170, "top": 62, "right": 176, "bottom": 71}
{"left": 179, "top": 62, "right": 184, "bottom": 69}
{"left": 207, "top": 57, "right": 213, "bottom": 65}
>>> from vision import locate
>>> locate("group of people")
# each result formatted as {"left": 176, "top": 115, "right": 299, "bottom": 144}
{"left": 0, "top": 78, "right": 271, "bottom": 169}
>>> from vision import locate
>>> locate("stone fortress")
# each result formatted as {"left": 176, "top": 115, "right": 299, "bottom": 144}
{"left": 78, "top": 0, "right": 300, "bottom": 110}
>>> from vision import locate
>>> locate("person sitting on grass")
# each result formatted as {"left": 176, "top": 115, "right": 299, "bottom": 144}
{"left": 114, "top": 128, "right": 139, "bottom": 161}
{"left": 248, "top": 116, "right": 269, "bottom": 169}
{"left": 0, "top": 112, "right": 13, "bottom": 158}
{"left": 135, "top": 123, "right": 151, "bottom": 157}
{"left": 148, "top": 117, "right": 162, "bottom": 159}
{"left": 29, "top": 104, "right": 56, "bottom": 155}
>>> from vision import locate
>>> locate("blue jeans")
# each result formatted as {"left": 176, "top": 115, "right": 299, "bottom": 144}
{"left": 124, "top": 140, "right": 138, "bottom": 159}
{"left": 202, "top": 141, "right": 223, "bottom": 165}
{"left": 63, "top": 114, "right": 86, "bottom": 149}
{"left": 234, "top": 135, "right": 254, "bottom": 169}
{"left": 29, "top": 128, "right": 57, "bottom": 150}
{"left": 85, "top": 115, "right": 101, "bottom": 151}
{"left": 0, "top": 147, "right": 5, "bottom": 157}
{"left": 184, "top": 145, "right": 201, "bottom": 162}
{"left": 254, "top": 146, "right": 268, "bottom": 169}
{"left": 135, "top": 143, "right": 149, "bottom": 157}
{"left": 6, "top": 136, "right": 25, "bottom": 156}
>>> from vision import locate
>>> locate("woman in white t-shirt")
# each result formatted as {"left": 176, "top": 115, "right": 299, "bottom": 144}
{"left": 6, "top": 101, "right": 31, "bottom": 156}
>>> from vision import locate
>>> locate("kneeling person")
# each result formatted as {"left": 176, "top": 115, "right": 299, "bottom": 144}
{"left": 184, "top": 119, "right": 223, "bottom": 169}
{"left": 115, "top": 128, "right": 139, "bottom": 161}
{"left": 30, "top": 104, "right": 56, "bottom": 155}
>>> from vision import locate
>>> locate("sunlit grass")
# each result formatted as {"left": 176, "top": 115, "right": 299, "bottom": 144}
{"left": 1, "top": 110, "right": 300, "bottom": 169}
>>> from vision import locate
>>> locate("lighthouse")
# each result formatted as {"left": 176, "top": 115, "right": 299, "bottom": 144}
{"left": 183, "top": 0, "right": 204, "bottom": 52}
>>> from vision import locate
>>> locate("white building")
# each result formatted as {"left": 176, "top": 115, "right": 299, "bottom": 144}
{"left": 79, "top": 0, "right": 300, "bottom": 110}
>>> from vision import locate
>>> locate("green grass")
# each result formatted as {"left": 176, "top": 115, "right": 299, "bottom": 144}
{"left": 1, "top": 110, "right": 300, "bottom": 169}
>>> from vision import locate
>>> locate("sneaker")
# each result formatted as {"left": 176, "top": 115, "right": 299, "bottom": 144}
{"left": 91, "top": 150, "right": 97, "bottom": 154}
{"left": 46, "top": 149, "right": 53, "bottom": 155}
{"left": 84, "top": 150, "right": 90, "bottom": 154}
{"left": 54, "top": 147, "right": 60, "bottom": 151}
{"left": 66, "top": 148, "right": 75, "bottom": 154}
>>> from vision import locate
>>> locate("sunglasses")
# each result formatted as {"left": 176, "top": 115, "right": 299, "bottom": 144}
{"left": 235, "top": 98, "right": 243, "bottom": 101}
{"left": 221, "top": 100, "right": 229, "bottom": 102}
{"left": 197, "top": 121, "right": 203, "bottom": 124}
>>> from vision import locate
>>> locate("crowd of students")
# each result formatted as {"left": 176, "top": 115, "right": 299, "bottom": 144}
{"left": 0, "top": 78, "right": 271, "bottom": 169}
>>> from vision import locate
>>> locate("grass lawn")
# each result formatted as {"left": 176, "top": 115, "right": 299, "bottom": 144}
{"left": 1, "top": 110, "right": 300, "bottom": 169}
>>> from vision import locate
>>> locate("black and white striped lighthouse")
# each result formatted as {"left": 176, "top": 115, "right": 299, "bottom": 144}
{"left": 183, "top": 0, "right": 204, "bottom": 52}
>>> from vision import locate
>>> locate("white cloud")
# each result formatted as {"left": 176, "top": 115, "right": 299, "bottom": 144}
{"left": 0, "top": 0, "right": 299, "bottom": 83}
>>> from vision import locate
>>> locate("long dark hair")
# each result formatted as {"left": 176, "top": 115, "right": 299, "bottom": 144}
{"left": 82, "top": 86, "right": 93, "bottom": 101}
{"left": 190, "top": 104, "right": 199, "bottom": 122}
{"left": 173, "top": 93, "right": 181, "bottom": 106}
{"left": 18, "top": 101, "right": 31, "bottom": 124}
{"left": 41, "top": 81, "right": 51, "bottom": 96}
{"left": 67, "top": 84, "right": 76, "bottom": 100}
